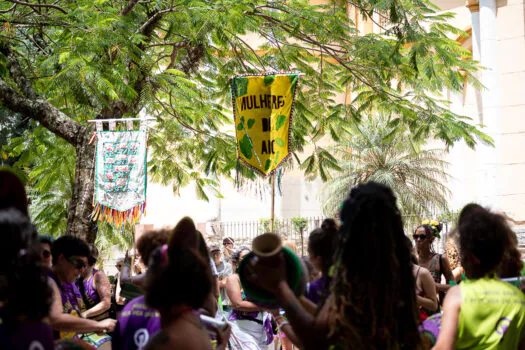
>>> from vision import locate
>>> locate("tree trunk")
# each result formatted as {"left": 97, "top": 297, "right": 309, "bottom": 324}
{"left": 66, "top": 125, "right": 97, "bottom": 243}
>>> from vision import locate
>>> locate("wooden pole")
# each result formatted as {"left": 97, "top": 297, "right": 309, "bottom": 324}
{"left": 270, "top": 173, "right": 276, "bottom": 232}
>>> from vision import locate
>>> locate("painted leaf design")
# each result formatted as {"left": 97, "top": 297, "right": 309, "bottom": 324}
{"left": 264, "top": 159, "right": 271, "bottom": 171}
{"left": 276, "top": 115, "right": 287, "bottom": 131}
{"left": 239, "top": 134, "right": 252, "bottom": 159}
{"left": 275, "top": 138, "right": 284, "bottom": 147}
{"left": 264, "top": 75, "right": 275, "bottom": 86}
{"left": 237, "top": 122, "right": 243, "bottom": 131}
{"left": 288, "top": 74, "right": 298, "bottom": 92}
{"left": 274, "top": 151, "right": 280, "bottom": 165}
{"left": 235, "top": 77, "right": 248, "bottom": 97}
{"left": 247, "top": 119, "right": 255, "bottom": 129}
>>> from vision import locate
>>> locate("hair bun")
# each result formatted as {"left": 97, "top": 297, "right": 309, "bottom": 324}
{"left": 321, "top": 218, "right": 338, "bottom": 235}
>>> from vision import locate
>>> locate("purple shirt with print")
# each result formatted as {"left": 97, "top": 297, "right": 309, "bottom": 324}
{"left": 112, "top": 296, "right": 161, "bottom": 350}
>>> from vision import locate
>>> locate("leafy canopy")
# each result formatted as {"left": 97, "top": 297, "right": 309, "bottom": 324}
{"left": 0, "top": 0, "right": 490, "bottom": 213}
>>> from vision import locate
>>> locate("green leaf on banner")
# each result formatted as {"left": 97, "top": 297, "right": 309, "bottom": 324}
{"left": 235, "top": 77, "right": 248, "bottom": 97}
{"left": 237, "top": 123, "right": 243, "bottom": 131}
{"left": 264, "top": 159, "right": 271, "bottom": 171}
{"left": 239, "top": 134, "right": 252, "bottom": 159}
{"left": 247, "top": 119, "right": 255, "bottom": 129}
{"left": 276, "top": 115, "right": 287, "bottom": 131}
{"left": 274, "top": 151, "right": 280, "bottom": 165}
{"left": 275, "top": 138, "right": 284, "bottom": 147}
{"left": 264, "top": 75, "right": 275, "bottom": 86}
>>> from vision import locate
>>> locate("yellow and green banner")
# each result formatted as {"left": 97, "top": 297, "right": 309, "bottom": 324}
{"left": 231, "top": 72, "right": 299, "bottom": 176}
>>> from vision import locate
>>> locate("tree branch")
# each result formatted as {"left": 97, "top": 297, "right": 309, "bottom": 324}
{"left": 0, "top": 43, "right": 37, "bottom": 99}
{"left": 0, "top": 3, "right": 17, "bottom": 13}
{"left": 0, "top": 78, "right": 82, "bottom": 145}
{"left": 121, "top": 0, "right": 139, "bottom": 16}
{"left": 5, "top": 0, "right": 68, "bottom": 14}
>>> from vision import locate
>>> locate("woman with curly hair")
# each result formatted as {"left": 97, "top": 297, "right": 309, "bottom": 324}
{"left": 433, "top": 205, "right": 525, "bottom": 349}
{"left": 414, "top": 221, "right": 454, "bottom": 306}
{"left": 247, "top": 182, "right": 423, "bottom": 350}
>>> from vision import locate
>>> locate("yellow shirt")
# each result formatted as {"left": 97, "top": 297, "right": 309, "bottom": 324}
{"left": 457, "top": 278, "right": 525, "bottom": 349}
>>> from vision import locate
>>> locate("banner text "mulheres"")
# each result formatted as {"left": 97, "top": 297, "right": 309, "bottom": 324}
{"left": 239, "top": 95, "right": 285, "bottom": 111}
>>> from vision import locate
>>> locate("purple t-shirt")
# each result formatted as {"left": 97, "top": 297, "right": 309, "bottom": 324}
{"left": 112, "top": 296, "right": 161, "bottom": 350}
{"left": 0, "top": 321, "right": 54, "bottom": 350}
{"left": 305, "top": 277, "right": 327, "bottom": 305}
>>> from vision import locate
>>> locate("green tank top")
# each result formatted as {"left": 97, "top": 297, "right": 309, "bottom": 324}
{"left": 457, "top": 278, "right": 525, "bottom": 349}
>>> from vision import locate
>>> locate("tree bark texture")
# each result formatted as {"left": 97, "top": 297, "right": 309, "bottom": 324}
{"left": 67, "top": 126, "right": 97, "bottom": 243}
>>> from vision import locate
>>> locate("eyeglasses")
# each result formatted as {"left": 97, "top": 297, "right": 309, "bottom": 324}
{"left": 67, "top": 257, "right": 87, "bottom": 270}
{"left": 42, "top": 250, "right": 51, "bottom": 259}
{"left": 413, "top": 234, "right": 427, "bottom": 241}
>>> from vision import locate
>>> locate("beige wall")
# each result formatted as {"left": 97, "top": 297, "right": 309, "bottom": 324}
{"left": 445, "top": 0, "right": 525, "bottom": 220}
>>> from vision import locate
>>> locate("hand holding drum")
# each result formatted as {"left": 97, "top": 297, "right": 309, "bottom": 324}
{"left": 239, "top": 233, "right": 306, "bottom": 308}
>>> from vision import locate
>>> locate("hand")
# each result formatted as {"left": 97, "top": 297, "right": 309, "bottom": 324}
{"left": 213, "top": 323, "right": 231, "bottom": 350}
{"left": 97, "top": 318, "right": 116, "bottom": 334}
{"left": 81, "top": 311, "right": 88, "bottom": 319}
{"left": 246, "top": 253, "right": 287, "bottom": 295}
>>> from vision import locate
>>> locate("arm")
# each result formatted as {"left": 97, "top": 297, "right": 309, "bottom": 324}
{"left": 119, "top": 264, "right": 145, "bottom": 286}
{"left": 436, "top": 256, "right": 454, "bottom": 292}
{"left": 115, "top": 275, "right": 126, "bottom": 305}
{"left": 274, "top": 314, "right": 303, "bottom": 348}
{"left": 418, "top": 269, "right": 438, "bottom": 312}
{"left": 48, "top": 278, "right": 113, "bottom": 334}
{"left": 82, "top": 271, "right": 112, "bottom": 319}
{"left": 299, "top": 296, "right": 318, "bottom": 315}
{"left": 225, "top": 275, "right": 262, "bottom": 312}
{"left": 432, "top": 286, "right": 461, "bottom": 350}
{"left": 274, "top": 281, "right": 331, "bottom": 349}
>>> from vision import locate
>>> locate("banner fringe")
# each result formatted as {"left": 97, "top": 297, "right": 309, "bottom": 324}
{"left": 90, "top": 202, "right": 146, "bottom": 228}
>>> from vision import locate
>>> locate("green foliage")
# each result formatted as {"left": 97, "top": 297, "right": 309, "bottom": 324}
{"left": 321, "top": 115, "right": 451, "bottom": 218}
{"left": 0, "top": 0, "right": 492, "bottom": 238}
{"left": 291, "top": 217, "right": 308, "bottom": 233}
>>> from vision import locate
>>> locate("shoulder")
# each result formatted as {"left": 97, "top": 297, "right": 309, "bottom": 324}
{"left": 94, "top": 270, "right": 108, "bottom": 281}
{"left": 419, "top": 266, "right": 433, "bottom": 279}
{"left": 440, "top": 254, "right": 451, "bottom": 266}
{"left": 444, "top": 285, "right": 462, "bottom": 308}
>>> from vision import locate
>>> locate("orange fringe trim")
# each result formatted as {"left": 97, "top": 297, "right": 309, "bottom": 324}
{"left": 91, "top": 202, "right": 146, "bottom": 228}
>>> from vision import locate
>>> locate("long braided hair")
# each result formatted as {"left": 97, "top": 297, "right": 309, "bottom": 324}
{"left": 329, "top": 182, "right": 422, "bottom": 350}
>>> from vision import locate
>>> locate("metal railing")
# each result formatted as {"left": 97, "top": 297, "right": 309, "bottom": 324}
{"left": 206, "top": 215, "right": 450, "bottom": 256}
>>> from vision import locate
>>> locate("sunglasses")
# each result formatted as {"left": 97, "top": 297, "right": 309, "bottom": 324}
{"left": 42, "top": 250, "right": 51, "bottom": 259}
{"left": 67, "top": 257, "right": 87, "bottom": 270}
{"left": 413, "top": 234, "right": 427, "bottom": 241}
{"left": 116, "top": 264, "right": 122, "bottom": 268}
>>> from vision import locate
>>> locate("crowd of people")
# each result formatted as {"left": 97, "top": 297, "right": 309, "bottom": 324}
{"left": 2, "top": 168, "right": 525, "bottom": 349}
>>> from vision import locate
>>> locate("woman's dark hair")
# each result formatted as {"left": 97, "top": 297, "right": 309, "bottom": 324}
{"left": 137, "top": 228, "right": 169, "bottom": 267}
{"left": 458, "top": 204, "right": 521, "bottom": 279}
{"left": 331, "top": 182, "right": 421, "bottom": 349}
{"left": 404, "top": 235, "right": 418, "bottom": 265}
{"left": 308, "top": 218, "right": 338, "bottom": 276}
{"left": 145, "top": 245, "right": 212, "bottom": 311}
{"left": 301, "top": 256, "right": 316, "bottom": 282}
{"left": 231, "top": 246, "right": 250, "bottom": 265}
{"left": 0, "top": 209, "right": 51, "bottom": 322}
{"left": 51, "top": 236, "right": 90, "bottom": 266}
{"left": 0, "top": 170, "right": 28, "bottom": 216}
{"left": 145, "top": 217, "right": 213, "bottom": 312}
